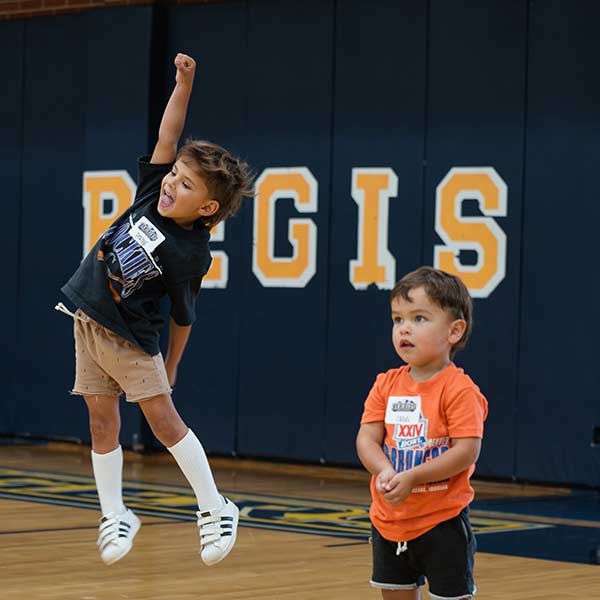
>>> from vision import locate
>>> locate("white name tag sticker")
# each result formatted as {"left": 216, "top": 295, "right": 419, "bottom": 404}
{"left": 385, "top": 396, "right": 421, "bottom": 426}
{"left": 128, "top": 216, "right": 165, "bottom": 254}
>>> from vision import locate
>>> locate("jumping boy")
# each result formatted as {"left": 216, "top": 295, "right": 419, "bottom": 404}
{"left": 56, "top": 53, "right": 253, "bottom": 566}
{"left": 356, "top": 267, "right": 488, "bottom": 599}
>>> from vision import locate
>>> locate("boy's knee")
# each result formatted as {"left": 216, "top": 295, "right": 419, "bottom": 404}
{"left": 139, "top": 396, "right": 186, "bottom": 446}
{"left": 148, "top": 419, "right": 186, "bottom": 447}
{"left": 89, "top": 414, "right": 119, "bottom": 441}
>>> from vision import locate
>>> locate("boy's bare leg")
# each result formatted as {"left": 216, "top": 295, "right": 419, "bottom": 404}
{"left": 139, "top": 393, "right": 238, "bottom": 564}
{"left": 84, "top": 394, "right": 121, "bottom": 453}
{"left": 139, "top": 393, "right": 222, "bottom": 509}
{"left": 83, "top": 394, "right": 125, "bottom": 517}
{"left": 83, "top": 393, "right": 140, "bottom": 564}
{"left": 139, "top": 393, "right": 221, "bottom": 509}
{"left": 382, "top": 590, "right": 421, "bottom": 600}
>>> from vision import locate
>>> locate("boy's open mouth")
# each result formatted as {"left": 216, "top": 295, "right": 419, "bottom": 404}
{"left": 159, "top": 192, "right": 175, "bottom": 208}
{"left": 400, "top": 340, "right": 414, "bottom": 349}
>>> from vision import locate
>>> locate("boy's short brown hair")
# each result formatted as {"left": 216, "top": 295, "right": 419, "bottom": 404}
{"left": 391, "top": 266, "right": 473, "bottom": 357}
{"left": 177, "top": 139, "right": 254, "bottom": 228}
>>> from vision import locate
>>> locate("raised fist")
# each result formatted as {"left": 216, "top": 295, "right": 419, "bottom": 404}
{"left": 174, "top": 53, "right": 196, "bottom": 86}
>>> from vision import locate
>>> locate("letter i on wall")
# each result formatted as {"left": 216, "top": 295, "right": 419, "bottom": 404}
{"left": 82, "top": 171, "right": 136, "bottom": 256}
{"left": 349, "top": 168, "right": 398, "bottom": 290}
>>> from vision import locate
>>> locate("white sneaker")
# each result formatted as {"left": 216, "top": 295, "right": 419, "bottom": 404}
{"left": 197, "top": 497, "right": 239, "bottom": 566}
{"left": 97, "top": 508, "right": 141, "bottom": 565}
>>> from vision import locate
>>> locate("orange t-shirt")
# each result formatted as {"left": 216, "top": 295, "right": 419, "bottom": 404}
{"left": 361, "top": 363, "right": 488, "bottom": 542}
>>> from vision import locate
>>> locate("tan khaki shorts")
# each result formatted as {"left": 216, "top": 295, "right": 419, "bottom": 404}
{"left": 72, "top": 309, "right": 171, "bottom": 402}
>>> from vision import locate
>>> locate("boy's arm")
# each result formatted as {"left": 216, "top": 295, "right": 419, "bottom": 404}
{"left": 164, "top": 318, "right": 192, "bottom": 386}
{"left": 356, "top": 422, "right": 397, "bottom": 493}
{"left": 151, "top": 53, "right": 196, "bottom": 165}
{"left": 382, "top": 437, "right": 481, "bottom": 505}
{"left": 356, "top": 422, "right": 389, "bottom": 475}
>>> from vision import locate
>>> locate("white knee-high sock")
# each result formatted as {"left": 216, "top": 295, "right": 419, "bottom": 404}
{"left": 167, "top": 429, "right": 222, "bottom": 511}
{"left": 91, "top": 446, "right": 126, "bottom": 516}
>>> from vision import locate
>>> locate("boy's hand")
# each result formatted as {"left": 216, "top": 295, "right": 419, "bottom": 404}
{"left": 175, "top": 53, "right": 196, "bottom": 87}
{"left": 382, "top": 470, "right": 417, "bottom": 506}
{"left": 375, "top": 466, "right": 398, "bottom": 495}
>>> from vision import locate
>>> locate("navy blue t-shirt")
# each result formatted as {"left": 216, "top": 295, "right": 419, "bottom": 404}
{"left": 62, "top": 157, "right": 211, "bottom": 355}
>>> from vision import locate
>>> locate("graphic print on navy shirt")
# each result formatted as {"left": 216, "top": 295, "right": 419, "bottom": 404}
{"left": 102, "top": 215, "right": 165, "bottom": 300}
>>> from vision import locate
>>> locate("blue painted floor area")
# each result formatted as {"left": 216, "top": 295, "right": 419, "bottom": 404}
{"left": 475, "top": 490, "right": 600, "bottom": 522}
{"left": 472, "top": 490, "right": 600, "bottom": 565}
{"left": 476, "top": 522, "right": 599, "bottom": 565}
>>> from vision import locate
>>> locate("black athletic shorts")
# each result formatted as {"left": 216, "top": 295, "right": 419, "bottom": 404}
{"left": 370, "top": 507, "right": 477, "bottom": 599}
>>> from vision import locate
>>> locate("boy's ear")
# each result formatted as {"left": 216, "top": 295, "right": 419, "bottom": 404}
{"left": 448, "top": 319, "right": 467, "bottom": 344}
{"left": 198, "top": 199, "right": 220, "bottom": 218}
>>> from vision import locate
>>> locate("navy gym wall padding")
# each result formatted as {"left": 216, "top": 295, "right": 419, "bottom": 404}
{"left": 422, "top": 0, "right": 528, "bottom": 478}
{"left": 516, "top": 0, "right": 600, "bottom": 486}
{"left": 323, "top": 0, "right": 428, "bottom": 464}
{"left": 2, "top": 0, "right": 599, "bottom": 487}
{"left": 15, "top": 14, "right": 89, "bottom": 440}
{"left": 0, "top": 21, "right": 25, "bottom": 435}
{"left": 236, "top": 0, "right": 335, "bottom": 461}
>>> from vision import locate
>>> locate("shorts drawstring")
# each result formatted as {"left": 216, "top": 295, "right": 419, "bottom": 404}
{"left": 55, "top": 302, "right": 86, "bottom": 321}
{"left": 396, "top": 541, "right": 408, "bottom": 555}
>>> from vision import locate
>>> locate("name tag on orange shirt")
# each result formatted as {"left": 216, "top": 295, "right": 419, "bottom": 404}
{"left": 385, "top": 396, "right": 422, "bottom": 426}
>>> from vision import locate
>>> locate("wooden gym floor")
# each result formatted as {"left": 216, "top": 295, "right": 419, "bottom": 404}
{"left": 0, "top": 442, "right": 598, "bottom": 599}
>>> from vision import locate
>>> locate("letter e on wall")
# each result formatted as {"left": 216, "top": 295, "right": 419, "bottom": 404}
{"left": 252, "top": 168, "right": 318, "bottom": 288}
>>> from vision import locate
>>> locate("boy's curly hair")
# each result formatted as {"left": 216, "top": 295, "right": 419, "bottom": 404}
{"left": 390, "top": 266, "right": 473, "bottom": 358}
{"left": 177, "top": 139, "right": 254, "bottom": 228}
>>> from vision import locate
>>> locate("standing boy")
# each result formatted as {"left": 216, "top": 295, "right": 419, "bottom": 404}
{"left": 57, "top": 53, "right": 253, "bottom": 566}
{"left": 356, "top": 267, "right": 488, "bottom": 599}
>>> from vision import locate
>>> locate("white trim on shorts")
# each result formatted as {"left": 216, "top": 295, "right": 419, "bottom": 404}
{"left": 429, "top": 584, "right": 477, "bottom": 600}
{"left": 370, "top": 579, "right": 422, "bottom": 591}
